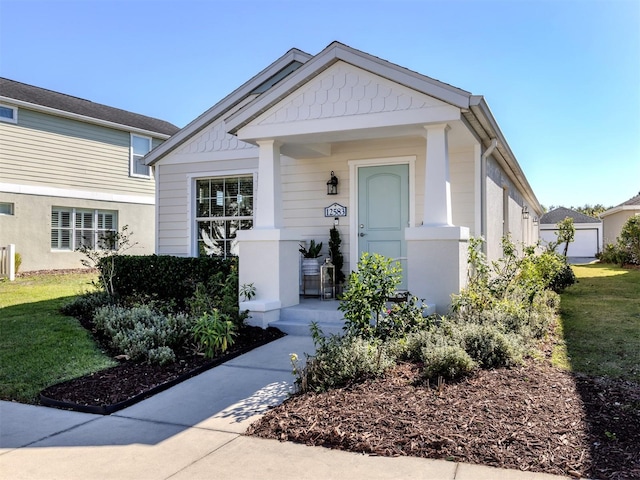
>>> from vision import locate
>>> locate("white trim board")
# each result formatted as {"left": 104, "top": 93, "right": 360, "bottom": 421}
{"left": 0, "top": 183, "right": 154, "bottom": 205}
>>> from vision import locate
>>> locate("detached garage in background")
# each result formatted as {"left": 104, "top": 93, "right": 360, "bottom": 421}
{"left": 539, "top": 207, "right": 602, "bottom": 257}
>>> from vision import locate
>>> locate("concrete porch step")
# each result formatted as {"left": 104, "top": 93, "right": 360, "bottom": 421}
{"left": 268, "top": 298, "right": 437, "bottom": 337}
{"left": 269, "top": 299, "right": 346, "bottom": 336}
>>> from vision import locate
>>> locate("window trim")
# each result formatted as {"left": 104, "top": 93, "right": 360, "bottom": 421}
{"left": 130, "top": 133, "right": 152, "bottom": 179}
{"left": 0, "top": 104, "right": 17, "bottom": 124}
{"left": 51, "top": 207, "right": 118, "bottom": 252}
{"left": 0, "top": 202, "right": 14, "bottom": 215}
{"left": 191, "top": 173, "right": 256, "bottom": 258}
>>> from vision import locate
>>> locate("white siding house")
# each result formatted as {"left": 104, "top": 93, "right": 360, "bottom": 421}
{"left": 146, "top": 42, "right": 542, "bottom": 325}
{"left": 600, "top": 193, "right": 640, "bottom": 246}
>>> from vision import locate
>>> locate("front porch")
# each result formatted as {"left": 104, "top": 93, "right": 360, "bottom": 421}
{"left": 268, "top": 298, "right": 344, "bottom": 336}
{"left": 257, "top": 296, "right": 437, "bottom": 337}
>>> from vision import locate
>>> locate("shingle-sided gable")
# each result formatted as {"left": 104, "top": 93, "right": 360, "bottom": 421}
{"left": 0, "top": 77, "right": 179, "bottom": 136}
{"left": 253, "top": 61, "right": 453, "bottom": 127}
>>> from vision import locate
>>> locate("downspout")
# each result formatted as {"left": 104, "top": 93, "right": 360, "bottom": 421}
{"left": 481, "top": 139, "right": 498, "bottom": 251}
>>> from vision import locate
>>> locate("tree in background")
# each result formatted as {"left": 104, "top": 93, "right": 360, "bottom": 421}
{"left": 556, "top": 217, "right": 575, "bottom": 257}
{"left": 544, "top": 204, "right": 610, "bottom": 218}
{"left": 618, "top": 216, "right": 640, "bottom": 265}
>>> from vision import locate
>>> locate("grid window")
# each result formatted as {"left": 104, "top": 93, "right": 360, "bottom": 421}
{"left": 195, "top": 176, "right": 253, "bottom": 258}
{"left": 131, "top": 134, "right": 152, "bottom": 177}
{"left": 51, "top": 208, "right": 117, "bottom": 251}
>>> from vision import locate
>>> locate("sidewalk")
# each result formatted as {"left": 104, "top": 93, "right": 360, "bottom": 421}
{"left": 0, "top": 335, "right": 572, "bottom": 480}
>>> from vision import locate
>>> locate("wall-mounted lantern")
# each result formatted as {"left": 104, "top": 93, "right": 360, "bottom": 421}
{"left": 533, "top": 217, "right": 539, "bottom": 226}
{"left": 522, "top": 206, "right": 530, "bottom": 220}
{"left": 327, "top": 171, "right": 338, "bottom": 195}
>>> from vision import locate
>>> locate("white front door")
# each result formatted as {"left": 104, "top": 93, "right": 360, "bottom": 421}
{"left": 358, "top": 164, "right": 409, "bottom": 289}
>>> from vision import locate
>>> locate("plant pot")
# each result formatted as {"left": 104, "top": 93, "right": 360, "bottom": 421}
{"left": 302, "top": 258, "right": 320, "bottom": 276}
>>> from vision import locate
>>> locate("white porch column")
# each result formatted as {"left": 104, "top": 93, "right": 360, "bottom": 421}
{"left": 237, "top": 139, "right": 299, "bottom": 328}
{"left": 423, "top": 124, "right": 452, "bottom": 226}
{"left": 405, "top": 124, "right": 469, "bottom": 313}
{"left": 255, "top": 139, "right": 283, "bottom": 228}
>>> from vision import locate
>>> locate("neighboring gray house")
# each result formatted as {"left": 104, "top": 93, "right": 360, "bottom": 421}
{"left": 145, "top": 42, "right": 543, "bottom": 328}
{"left": 0, "top": 78, "right": 179, "bottom": 272}
{"left": 539, "top": 207, "right": 602, "bottom": 257}
{"left": 600, "top": 192, "right": 640, "bottom": 246}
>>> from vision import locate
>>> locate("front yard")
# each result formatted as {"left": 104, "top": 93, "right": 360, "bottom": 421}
{"left": 249, "top": 262, "right": 640, "bottom": 479}
{"left": 1, "top": 261, "right": 638, "bottom": 478}
{"left": 0, "top": 272, "right": 115, "bottom": 403}
{"left": 554, "top": 263, "right": 640, "bottom": 382}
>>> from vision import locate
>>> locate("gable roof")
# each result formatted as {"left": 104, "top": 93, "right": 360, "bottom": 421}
{"left": 600, "top": 192, "right": 640, "bottom": 218}
{"left": 0, "top": 77, "right": 179, "bottom": 137}
{"left": 224, "top": 42, "right": 472, "bottom": 135}
{"left": 144, "top": 47, "right": 312, "bottom": 164}
{"left": 540, "top": 207, "right": 601, "bottom": 225}
{"left": 144, "top": 41, "right": 541, "bottom": 213}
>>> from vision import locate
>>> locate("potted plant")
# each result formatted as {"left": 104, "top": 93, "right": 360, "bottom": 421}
{"left": 299, "top": 239, "right": 323, "bottom": 275}
{"left": 328, "top": 226, "right": 345, "bottom": 292}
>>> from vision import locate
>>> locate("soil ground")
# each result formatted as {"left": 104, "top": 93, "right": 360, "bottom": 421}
{"left": 247, "top": 361, "right": 640, "bottom": 480}
{"left": 40, "top": 326, "right": 284, "bottom": 408}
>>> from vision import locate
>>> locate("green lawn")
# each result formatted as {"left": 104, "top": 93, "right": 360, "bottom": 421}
{"left": 554, "top": 263, "right": 640, "bottom": 382}
{"left": 0, "top": 273, "right": 116, "bottom": 403}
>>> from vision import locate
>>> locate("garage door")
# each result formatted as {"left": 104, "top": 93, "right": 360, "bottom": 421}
{"left": 540, "top": 228, "right": 599, "bottom": 257}
{"left": 568, "top": 229, "right": 599, "bottom": 257}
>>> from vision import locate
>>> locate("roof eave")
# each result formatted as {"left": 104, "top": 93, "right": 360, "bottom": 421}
{"left": 225, "top": 41, "right": 472, "bottom": 135}
{"left": 600, "top": 204, "right": 640, "bottom": 218}
{"left": 468, "top": 95, "right": 543, "bottom": 216}
{"left": 0, "top": 96, "right": 174, "bottom": 139}
{"left": 145, "top": 48, "right": 312, "bottom": 166}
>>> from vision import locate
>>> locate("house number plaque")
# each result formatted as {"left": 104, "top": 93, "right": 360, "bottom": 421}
{"left": 324, "top": 203, "right": 347, "bottom": 217}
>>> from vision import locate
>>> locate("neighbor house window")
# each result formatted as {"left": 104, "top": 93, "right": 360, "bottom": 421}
{"left": 195, "top": 176, "right": 254, "bottom": 258}
{"left": 51, "top": 208, "right": 117, "bottom": 251}
{"left": 130, "top": 134, "right": 152, "bottom": 178}
{"left": 0, "top": 104, "right": 17, "bottom": 124}
{"left": 0, "top": 202, "right": 14, "bottom": 215}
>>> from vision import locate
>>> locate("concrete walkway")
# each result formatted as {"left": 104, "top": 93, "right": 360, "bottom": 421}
{"left": 0, "top": 335, "right": 572, "bottom": 480}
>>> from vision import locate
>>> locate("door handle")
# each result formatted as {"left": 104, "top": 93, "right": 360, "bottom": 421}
{"left": 359, "top": 233, "right": 366, "bottom": 237}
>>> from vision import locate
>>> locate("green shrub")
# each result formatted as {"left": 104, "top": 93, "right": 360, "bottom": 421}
{"left": 376, "top": 294, "right": 432, "bottom": 341}
{"left": 390, "top": 326, "right": 449, "bottom": 362}
{"left": 186, "top": 269, "right": 248, "bottom": 326}
{"left": 454, "top": 323, "right": 523, "bottom": 369}
{"left": 14, "top": 252, "right": 21, "bottom": 273}
{"left": 192, "top": 310, "right": 237, "bottom": 358}
{"left": 295, "top": 334, "right": 395, "bottom": 393}
{"left": 60, "top": 290, "right": 114, "bottom": 322}
{"left": 104, "top": 255, "right": 237, "bottom": 311}
{"left": 597, "top": 243, "right": 624, "bottom": 264}
{"left": 598, "top": 217, "right": 640, "bottom": 266}
{"left": 339, "top": 252, "right": 402, "bottom": 338}
{"left": 421, "top": 344, "right": 476, "bottom": 381}
{"left": 147, "top": 346, "right": 176, "bottom": 365}
{"left": 92, "top": 305, "right": 194, "bottom": 364}
{"left": 619, "top": 215, "right": 640, "bottom": 265}
{"left": 548, "top": 264, "right": 576, "bottom": 293}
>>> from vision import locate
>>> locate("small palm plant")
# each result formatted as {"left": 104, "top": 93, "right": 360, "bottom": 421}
{"left": 299, "top": 240, "right": 323, "bottom": 258}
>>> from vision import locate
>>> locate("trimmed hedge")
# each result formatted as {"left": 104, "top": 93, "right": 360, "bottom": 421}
{"left": 102, "top": 255, "right": 237, "bottom": 310}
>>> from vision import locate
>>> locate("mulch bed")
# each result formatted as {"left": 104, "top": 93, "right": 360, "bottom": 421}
{"left": 40, "top": 326, "right": 285, "bottom": 412}
{"left": 247, "top": 361, "right": 640, "bottom": 480}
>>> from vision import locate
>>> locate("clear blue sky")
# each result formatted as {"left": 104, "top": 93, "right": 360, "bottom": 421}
{"left": 1, "top": 0, "right": 638, "bottom": 209}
